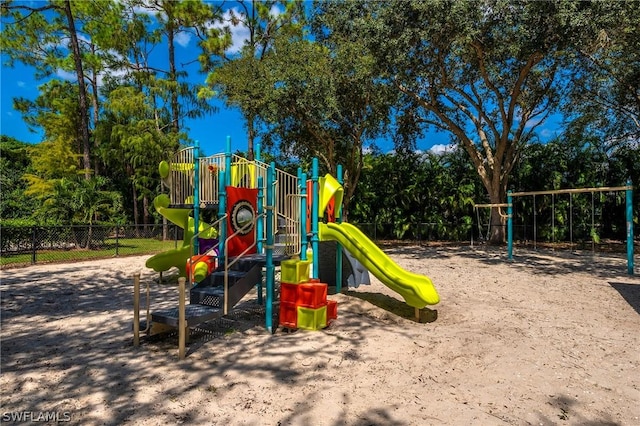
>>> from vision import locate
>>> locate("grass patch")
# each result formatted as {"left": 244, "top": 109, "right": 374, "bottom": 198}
{"left": 0, "top": 238, "right": 178, "bottom": 268}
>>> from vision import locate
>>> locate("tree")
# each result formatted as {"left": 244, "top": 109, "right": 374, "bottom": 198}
{"left": 14, "top": 80, "right": 84, "bottom": 200}
{"left": 90, "top": 0, "right": 218, "bottom": 225}
{"left": 345, "top": 0, "right": 605, "bottom": 243}
{"left": 200, "top": 0, "right": 305, "bottom": 160}
{"left": 0, "top": 137, "right": 39, "bottom": 219}
{"left": 1, "top": 0, "right": 111, "bottom": 179}
{"left": 564, "top": 1, "right": 640, "bottom": 144}
{"left": 213, "top": 3, "right": 401, "bottom": 219}
{"left": 97, "top": 84, "right": 178, "bottom": 226}
{"left": 257, "top": 32, "right": 396, "bottom": 219}
{"left": 134, "top": 0, "right": 218, "bottom": 139}
{"left": 36, "top": 175, "right": 123, "bottom": 247}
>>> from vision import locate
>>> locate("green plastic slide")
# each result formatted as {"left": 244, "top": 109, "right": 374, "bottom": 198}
{"left": 145, "top": 194, "right": 217, "bottom": 277}
{"left": 319, "top": 222, "right": 439, "bottom": 308}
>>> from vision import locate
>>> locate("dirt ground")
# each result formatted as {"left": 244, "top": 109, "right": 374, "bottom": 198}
{"left": 1, "top": 245, "right": 639, "bottom": 425}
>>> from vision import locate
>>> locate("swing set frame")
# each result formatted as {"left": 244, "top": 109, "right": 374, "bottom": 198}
{"left": 505, "top": 181, "right": 635, "bottom": 275}
{"left": 472, "top": 203, "right": 510, "bottom": 245}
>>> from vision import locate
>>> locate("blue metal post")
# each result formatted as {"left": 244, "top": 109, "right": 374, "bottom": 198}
{"left": 225, "top": 136, "right": 232, "bottom": 187}
{"left": 626, "top": 180, "right": 634, "bottom": 275}
{"left": 311, "top": 158, "right": 320, "bottom": 279}
{"left": 217, "top": 169, "right": 227, "bottom": 267}
{"left": 335, "top": 165, "right": 343, "bottom": 293}
{"left": 265, "top": 163, "right": 276, "bottom": 332}
{"left": 299, "top": 168, "right": 308, "bottom": 261}
{"left": 507, "top": 192, "right": 513, "bottom": 260}
{"left": 193, "top": 141, "right": 200, "bottom": 255}
{"left": 256, "top": 142, "right": 261, "bottom": 163}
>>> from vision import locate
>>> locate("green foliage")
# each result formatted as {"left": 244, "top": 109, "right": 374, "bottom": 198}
{"left": 1, "top": 0, "right": 638, "bottom": 242}
{"left": 336, "top": 0, "right": 619, "bottom": 242}
{"left": 351, "top": 147, "right": 481, "bottom": 240}
{"left": 563, "top": 1, "right": 640, "bottom": 143}
{"left": 0, "top": 137, "right": 39, "bottom": 218}
{"left": 232, "top": 7, "right": 397, "bottom": 217}
{"left": 32, "top": 175, "right": 124, "bottom": 226}
{"left": 200, "top": 0, "right": 305, "bottom": 159}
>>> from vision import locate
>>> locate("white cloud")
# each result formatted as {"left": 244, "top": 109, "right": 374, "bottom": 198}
{"left": 207, "top": 8, "right": 250, "bottom": 55}
{"left": 175, "top": 31, "right": 191, "bottom": 48}
{"left": 538, "top": 128, "right": 558, "bottom": 140}
{"left": 132, "top": 1, "right": 160, "bottom": 18}
{"left": 56, "top": 69, "right": 76, "bottom": 81}
{"left": 56, "top": 57, "right": 128, "bottom": 88}
{"left": 429, "top": 143, "right": 454, "bottom": 155}
{"left": 269, "top": 4, "right": 283, "bottom": 18}
{"left": 17, "top": 81, "right": 26, "bottom": 88}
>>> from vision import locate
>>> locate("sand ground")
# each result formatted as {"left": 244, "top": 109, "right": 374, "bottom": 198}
{"left": 1, "top": 245, "right": 639, "bottom": 425}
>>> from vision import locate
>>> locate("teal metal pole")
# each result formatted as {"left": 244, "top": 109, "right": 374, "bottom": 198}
{"left": 257, "top": 176, "right": 264, "bottom": 254}
{"left": 507, "top": 192, "right": 513, "bottom": 260}
{"left": 311, "top": 158, "right": 319, "bottom": 279}
{"left": 265, "top": 163, "right": 275, "bottom": 332}
{"left": 256, "top": 142, "right": 261, "bottom": 163}
{"left": 256, "top": 176, "right": 264, "bottom": 304}
{"left": 193, "top": 141, "right": 200, "bottom": 255}
{"left": 626, "top": 180, "right": 634, "bottom": 275}
{"left": 218, "top": 169, "right": 227, "bottom": 267}
{"left": 299, "top": 168, "right": 308, "bottom": 261}
{"left": 225, "top": 136, "right": 232, "bottom": 187}
{"left": 335, "top": 165, "right": 343, "bottom": 293}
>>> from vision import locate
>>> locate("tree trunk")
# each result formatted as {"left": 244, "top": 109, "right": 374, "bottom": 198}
{"left": 63, "top": 0, "right": 91, "bottom": 180}
{"left": 489, "top": 206, "right": 506, "bottom": 244}
{"left": 143, "top": 194, "right": 150, "bottom": 232}
{"left": 246, "top": 115, "right": 255, "bottom": 160}
{"left": 167, "top": 19, "right": 179, "bottom": 135}
{"left": 132, "top": 181, "right": 139, "bottom": 227}
{"left": 89, "top": 44, "right": 101, "bottom": 175}
{"left": 487, "top": 186, "right": 507, "bottom": 244}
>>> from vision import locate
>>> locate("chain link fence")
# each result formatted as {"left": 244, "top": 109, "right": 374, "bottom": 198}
{"left": 3, "top": 221, "right": 634, "bottom": 269}
{"left": 1, "top": 224, "right": 181, "bottom": 269}
{"left": 2, "top": 221, "right": 474, "bottom": 269}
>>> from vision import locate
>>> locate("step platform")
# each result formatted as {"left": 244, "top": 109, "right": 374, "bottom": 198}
{"left": 151, "top": 304, "right": 222, "bottom": 328}
{"left": 190, "top": 286, "right": 224, "bottom": 307}
{"left": 229, "top": 253, "right": 289, "bottom": 267}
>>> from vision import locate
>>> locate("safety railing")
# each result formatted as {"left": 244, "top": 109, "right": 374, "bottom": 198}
{"left": 168, "top": 147, "right": 195, "bottom": 206}
{"left": 198, "top": 153, "right": 226, "bottom": 205}
{"left": 168, "top": 148, "right": 302, "bottom": 256}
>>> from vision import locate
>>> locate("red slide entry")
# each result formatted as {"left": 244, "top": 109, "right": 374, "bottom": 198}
{"left": 226, "top": 186, "right": 258, "bottom": 256}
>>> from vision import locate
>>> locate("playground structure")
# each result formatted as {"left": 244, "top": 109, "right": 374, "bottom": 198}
{"left": 474, "top": 182, "right": 635, "bottom": 275}
{"left": 135, "top": 138, "right": 439, "bottom": 358}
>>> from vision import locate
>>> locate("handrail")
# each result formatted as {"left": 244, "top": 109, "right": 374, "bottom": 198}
{"left": 222, "top": 212, "right": 266, "bottom": 315}
{"left": 187, "top": 214, "right": 228, "bottom": 287}
{"left": 282, "top": 192, "right": 304, "bottom": 256}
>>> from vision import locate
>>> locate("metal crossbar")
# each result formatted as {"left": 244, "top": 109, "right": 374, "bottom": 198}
{"left": 510, "top": 185, "right": 632, "bottom": 197}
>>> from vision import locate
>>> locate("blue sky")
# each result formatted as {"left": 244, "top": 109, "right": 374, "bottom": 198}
{"left": 0, "top": 35, "right": 251, "bottom": 157}
{"left": 0, "top": 2, "right": 561, "bottom": 158}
